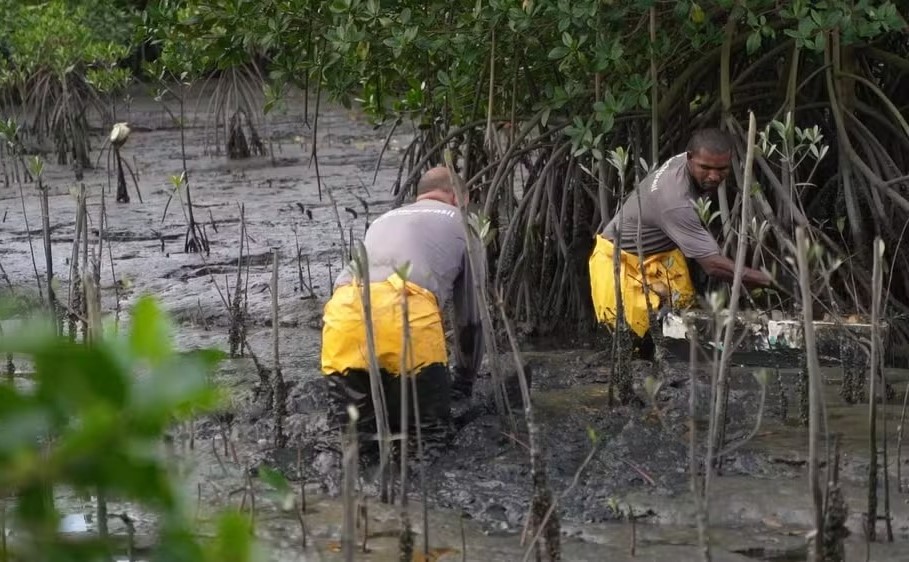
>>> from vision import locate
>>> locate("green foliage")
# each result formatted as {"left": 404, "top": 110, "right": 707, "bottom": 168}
{"left": 258, "top": 466, "right": 297, "bottom": 512}
{"left": 468, "top": 212, "right": 497, "bottom": 247}
{"left": 0, "top": 0, "right": 135, "bottom": 168}
{"left": 0, "top": 295, "right": 260, "bottom": 561}
{"left": 1, "top": 1, "right": 131, "bottom": 78}
{"left": 143, "top": 0, "right": 254, "bottom": 78}
{"left": 169, "top": 0, "right": 901, "bottom": 134}
{"left": 141, "top": 0, "right": 205, "bottom": 82}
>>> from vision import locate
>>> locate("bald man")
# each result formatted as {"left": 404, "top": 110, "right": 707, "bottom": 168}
{"left": 320, "top": 166, "right": 485, "bottom": 456}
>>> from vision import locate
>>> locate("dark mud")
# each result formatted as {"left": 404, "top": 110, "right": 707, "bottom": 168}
{"left": 265, "top": 346, "right": 909, "bottom": 560}
{"left": 4, "top": 85, "right": 909, "bottom": 560}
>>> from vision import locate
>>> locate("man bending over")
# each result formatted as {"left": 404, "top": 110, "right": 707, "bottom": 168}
{"left": 588, "top": 128, "right": 772, "bottom": 347}
{"left": 320, "top": 165, "right": 484, "bottom": 458}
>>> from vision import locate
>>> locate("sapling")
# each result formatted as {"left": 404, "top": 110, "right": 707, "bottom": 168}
{"left": 342, "top": 405, "right": 359, "bottom": 562}
{"left": 395, "top": 262, "right": 415, "bottom": 562}
{"left": 686, "top": 318, "right": 710, "bottom": 560}
{"left": 796, "top": 226, "right": 826, "bottom": 561}
{"left": 495, "top": 291, "right": 561, "bottom": 562}
{"left": 350, "top": 241, "right": 392, "bottom": 502}
{"left": 229, "top": 204, "right": 247, "bottom": 357}
{"left": 897, "top": 383, "right": 909, "bottom": 493}
{"left": 605, "top": 146, "right": 633, "bottom": 405}
{"left": 359, "top": 501, "right": 369, "bottom": 553}
{"left": 309, "top": 62, "right": 324, "bottom": 202}
{"left": 403, "top": 358, "right": 431, "bottom": 557}
{"left": 67, "top": 185, "right": 87, "bottom": 342}
{"left": 4, "top": 123, "right": 41, "bottom": 300}
{"left": 271, "top": 248, "right": 287, "bottom": 449}
{"left": 443, "top": 149, "right": 512, "bottom": 425}
{"left": 822, "top": 436, "right": 848, "bottom": 561}
{"left": 712, "top": 110, "right": 757, "bottom": 469}
{"left": 164, "top": 172, "right": 209, "bottom": 255}
{"left": 243, "top": 339, "right": 273, "bottom": 411}
{"left": 866, "top": 237, "right": 888, "bottom": 542}
{"left": 292, "top": 222, "right": 315, "bottom": 298}
{"left": 32, "top": 156, "right": 57, "bottom": 334}
{"left": 152, "top": 68, "right": 208, "bottom": 255}
{"left": 84, "top": 264, "right": 108, "bottom": 541}
{"left": 326, "top": 184, "right": 349, "bottom": 261}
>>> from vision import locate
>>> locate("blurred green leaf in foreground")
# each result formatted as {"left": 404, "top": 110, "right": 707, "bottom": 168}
{"left": 0, "top": 294, "right": 262, "bottom": 562}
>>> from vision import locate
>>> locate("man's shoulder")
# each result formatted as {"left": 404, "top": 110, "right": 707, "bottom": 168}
{"left": 372, "top": 199, "right": 461, "bottom": 228}
{"left": 647, "top": 153, "right": 686, "bottom": 190}
{"left": 394, "top": 200, "right": 460, "bottom": 218}
{"left": 648, "top": 154, "right": 693, "bottom": 205}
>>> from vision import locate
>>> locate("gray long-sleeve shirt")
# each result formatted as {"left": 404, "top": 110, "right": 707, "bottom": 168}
{"left": 334, "top": 198, "right": 485, "bottom": 375}
{"left": 602, "top": 153, "right": 721, "bottom": 259}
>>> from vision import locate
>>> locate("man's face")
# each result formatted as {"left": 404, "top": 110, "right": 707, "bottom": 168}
{"left": 687, "top": 149, "right": 731, "bottom": 193}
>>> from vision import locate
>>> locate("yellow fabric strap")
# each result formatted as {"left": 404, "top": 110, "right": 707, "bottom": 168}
{"left": 320, "top": 274, "right": 448, "bottom": 376}
{"left": 588, "top": 234, "right": 696, "bottom": 337}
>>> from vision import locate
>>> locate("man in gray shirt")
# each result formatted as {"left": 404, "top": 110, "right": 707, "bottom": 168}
{"left": 591, "top": 128, "right": 772, "bottom": 346}
{"left": 321, "top": 165, "right": 484, "bottom": 456}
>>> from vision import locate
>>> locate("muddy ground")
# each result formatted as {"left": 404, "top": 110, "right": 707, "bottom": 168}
{"left": 3, "top": 85, "right": 909, "bottom": 560}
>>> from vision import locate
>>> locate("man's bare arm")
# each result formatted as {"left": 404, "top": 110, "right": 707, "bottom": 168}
{"left": 696, "top": 253, "right": 772, "bottom": 287}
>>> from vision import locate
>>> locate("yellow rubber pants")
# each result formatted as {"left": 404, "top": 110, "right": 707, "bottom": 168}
{"left": 588, "top": 234, "right": 697, "bottom": 338}
{"left": 320, "top": 274, "right": 447, "bottom": 376}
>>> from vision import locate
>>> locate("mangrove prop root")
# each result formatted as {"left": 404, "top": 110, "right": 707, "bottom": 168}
{"left": 822, "top": 437, "right": 849, "bottom": 562}
{"left": 772, "top": 367, "right": 788, "bottom": 421}
{"left": 611, "top": 325, "right": 636, "bottom": 406}
{"left": 840, "top": 338, "right": 867, "bottom": 404}
{"left": 797, "top": 350, "right": 809, "bottom": 427}
{"left": 398, "top": 513, "right": 414, "bottom": 562}
{"left": 229, "top": 205, "right": 247, "bottom": 357}
{"left": 244, "top": 339, "right": 273, "bottom": 411}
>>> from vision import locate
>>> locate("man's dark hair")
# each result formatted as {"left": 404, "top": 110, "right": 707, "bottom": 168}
{"left": 686, "top": 128, "right": 733, "bottom": 156}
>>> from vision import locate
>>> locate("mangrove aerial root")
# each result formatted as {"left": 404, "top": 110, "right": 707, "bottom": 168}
{"left": 614, "top": 324, "right": 636, "bottom": 406}
{"left": 797, "top": 350, "right": 809, "bottom": 427}
{"left": 822, "top": 439, "right": 849, "bottom": 561}
{"left": 839, "top": 338, "right": 867, "bottom": 404}
{"left": 772, "top": 367, "right": 788, "bottom": 421}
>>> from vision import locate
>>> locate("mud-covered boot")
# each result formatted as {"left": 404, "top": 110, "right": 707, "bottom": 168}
{"left": 417, "top": 418, "right": 456, "bottom": 465}
{"left": 450, "top": 367, "right": 475, "bottom": 402}
{"left": 504, "top": 362, "right": 533, "bottom": 409}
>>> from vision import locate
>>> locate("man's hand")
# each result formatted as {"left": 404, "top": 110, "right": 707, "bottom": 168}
{"left": 750, "top": 267, "right": 773, "bottom": 288}
{"left": 768, "top": 264, "right": 800, "bottom": 299}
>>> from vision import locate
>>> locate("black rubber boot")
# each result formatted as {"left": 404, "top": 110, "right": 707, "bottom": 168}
{"left": 324, "top": 371, "right": 381, "bottom": 464}
{"left": 450, "top": 366, "right": 475, "bottom": 401}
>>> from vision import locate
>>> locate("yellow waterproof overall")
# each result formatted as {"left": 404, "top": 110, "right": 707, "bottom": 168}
{"left": 320, "top": 274, "right": 448, "bottom": 376}
{"left": 588, "top": 234, "right": 697, "bottom": 337}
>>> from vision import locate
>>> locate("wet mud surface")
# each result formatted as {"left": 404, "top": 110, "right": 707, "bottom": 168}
{"left": 3, "top": 86, "right": 909, "bottom": 560}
